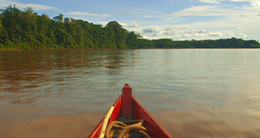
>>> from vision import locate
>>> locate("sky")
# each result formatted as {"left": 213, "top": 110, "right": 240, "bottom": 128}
{"left": 0, "top": 0, "right": 260, "bottom": 41}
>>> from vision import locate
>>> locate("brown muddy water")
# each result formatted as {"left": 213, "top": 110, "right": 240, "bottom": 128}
{"left": 0, "top": 49, "right": 260, "bottom": 138}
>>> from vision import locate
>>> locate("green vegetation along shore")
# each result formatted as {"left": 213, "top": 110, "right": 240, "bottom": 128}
{"left": 1, "top": 5, "right": 260, "bottom": 50}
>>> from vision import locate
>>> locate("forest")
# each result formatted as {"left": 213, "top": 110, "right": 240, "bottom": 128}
{"left": 1, "top": 5, "right": 260, "bottom": 50}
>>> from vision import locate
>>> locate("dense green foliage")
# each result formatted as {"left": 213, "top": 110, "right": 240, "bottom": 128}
{"left": 0, "top": 5, "right": 140, "bottom": 50}
{"left": 0, "top": 5, "right": 260, "bottom": 50}
{"left": 149, "top": 38, "right": 260, "bottom": 48}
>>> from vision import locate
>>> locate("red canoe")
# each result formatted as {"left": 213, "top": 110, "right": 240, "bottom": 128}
{"left": 87, "top": 84, "right": 172, "bottom": 138}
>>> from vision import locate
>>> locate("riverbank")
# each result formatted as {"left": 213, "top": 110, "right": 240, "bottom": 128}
{"left": 1, "top": 47, "right": 260, "bottom": 51}
{"left": 0, "top": 48, "right": 114, "bottom": 51}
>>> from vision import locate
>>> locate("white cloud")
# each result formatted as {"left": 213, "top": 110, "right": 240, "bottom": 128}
{"left": 180, "top": 13, "right": 259, "bottom": 39}
{"left": 209, "top": 32, "right": 223, "bottom": 36}
{"left": 65, "top": 11, "right": 110, "bottom": 17}
{"left": 120, "top": 22, "right": 228, "bottom": 40}
{"left": 164, "top": 0, "right": 260, "bottom": 18}
{"left": 127, "top": 22, "right": 139, "bottom": 28}
{"left": 96, "top": 21, "right": 139, "bottom": 28}
{"left": 182, "top": 29, "right": 210, "bottom": 34}
{"left": 1, "top": 0, "right": 256, "bottom": 41}
{"left": 166, "top": 5, "right": 239, "bottom": 17}
{"left": 239, "top": 33, "right": 247, "bottom": 38}
{"left": 96, "top": 21, "right": 108, "bottom": 27}
{"left": 0, "top": 0, "right": 55, "bottom": 10}
{"left": 119, "top": 0, "right": 260, "bottom": 40}
{"left": 165, "top": 26, "right": 190, "bottom": 30}
{"left": 250, "top": 1, "right": 260, "bottom": 7}
{"left": 181, "top": 29, "right": 223, "bottom": 38}
{"left": 199, "top": 0, "right": 221, "bottom": 4}
{"left": 120, "top": 17, "right": 257, "bottom": 40}
{"left": 230, "top": 0, "right": 260, "bottom": 2}
{"left": 143, "top": 0, "right": 258, "bottom": 40}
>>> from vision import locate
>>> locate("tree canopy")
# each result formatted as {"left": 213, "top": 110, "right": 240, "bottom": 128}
{"left": 0, "top": 5, "right": 259, "bottom": 50}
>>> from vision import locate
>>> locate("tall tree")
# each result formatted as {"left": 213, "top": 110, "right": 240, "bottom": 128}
{"left": 2, "top": 5, "right": 22, "bottom": 45}
{"left": 53, "top": 13, "right": 63, "bottom": 23}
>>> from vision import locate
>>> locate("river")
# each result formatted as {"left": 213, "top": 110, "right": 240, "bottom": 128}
{"left": 0, "top": 49, "right": 260, "bottom": 138}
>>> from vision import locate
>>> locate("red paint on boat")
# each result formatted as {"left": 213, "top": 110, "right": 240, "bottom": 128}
{"left": 110, "top": 97, "right": 122, "bottom": 122}
{"left": 87, "top": 119, "right": 103, "bottom": 138}
{"left": 87, "top": 84, "right": 172, "bottom": 138}
{"left": 121, "top": 83, "right": 133, "bottom": 117}
{"left": 132, "top": 96, "right": 172, "bottom": 138}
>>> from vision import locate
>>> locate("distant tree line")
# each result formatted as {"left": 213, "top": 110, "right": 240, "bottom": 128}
{"left": 0, "top": 5, "right": 260, "bottom": 50}
{"left": 147, "top": 38, "right": 260, "bottom": 48}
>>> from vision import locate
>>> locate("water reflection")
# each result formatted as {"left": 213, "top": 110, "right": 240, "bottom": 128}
{"left": 0, "top": 50, "right": 138, "bottom": 91}
{"left": 0, "top": 50, "right": 140, "bottom": 112}
{"left": 0, "top": 49, "right": 260, "bottom": 137}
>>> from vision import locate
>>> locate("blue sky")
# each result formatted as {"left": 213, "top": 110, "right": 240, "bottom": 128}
{"left": 1, "top": 0, "right": 260, "bottom": 41}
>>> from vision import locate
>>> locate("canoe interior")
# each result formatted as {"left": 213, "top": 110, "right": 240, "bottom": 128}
{"left": 87, "top": 84, "right": 172, "bottom": 138}
{"left": 87, "top": 97, "right": 122, "bottom": 138}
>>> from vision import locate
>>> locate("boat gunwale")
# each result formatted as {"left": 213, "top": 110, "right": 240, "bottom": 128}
{"left": 87, "top": 84, "right": 172, "bottom": 138}
{"left": 88, "top": 96, "right": 122, "bottom": 138}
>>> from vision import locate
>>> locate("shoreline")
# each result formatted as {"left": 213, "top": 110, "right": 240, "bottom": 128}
{"left": 0, "top": 48, "right": 115, "bottom": 51}
{"left": 1, "top": 48, "right": 260, "bottom": 51}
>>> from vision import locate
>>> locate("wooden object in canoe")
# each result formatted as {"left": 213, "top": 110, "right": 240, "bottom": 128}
{"left": 87, "top": 83, "right": 172, "bottom": 138}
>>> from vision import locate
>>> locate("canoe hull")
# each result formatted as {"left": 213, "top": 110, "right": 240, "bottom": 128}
{"left": 87, "top": 84, "right": 172, "bottom": 138}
